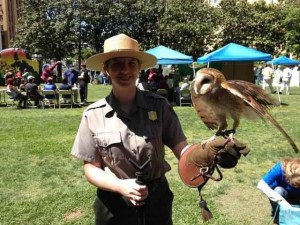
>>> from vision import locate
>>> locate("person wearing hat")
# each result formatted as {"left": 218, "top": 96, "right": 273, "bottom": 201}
{"left": 40, "top": 61, "right": 61, "bottom": 83}
{"left": 25, "top": 75, "right": 44, "bottom": 107}
{"left": 71, "top": 34, "right": 246, "bottom": 225}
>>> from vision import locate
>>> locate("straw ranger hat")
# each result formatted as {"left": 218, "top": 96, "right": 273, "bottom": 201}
{"left": 86, "top": 34, "right": 157, "bottom": 71}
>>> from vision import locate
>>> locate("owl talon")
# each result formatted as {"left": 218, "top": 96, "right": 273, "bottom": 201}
{"left": 216, "top": 129, "right": 236, "bottom": 139}
{"left": 226, "top": 133, "right": 235, "bottom": 144}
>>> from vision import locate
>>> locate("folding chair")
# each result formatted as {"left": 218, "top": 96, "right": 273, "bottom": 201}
{"left": 27, "top": 90, "right": 44, "bottom": 108}
{"left": 179, "top": 89, "right": 192, "bottom": 106}
{"left": 42, "top": 90, "right": 58, "bottom": 109}
{"left": 6, "top": 91, "right": 17, "bottom": 108}
{"left": 58, "top": 90, "right": 73, "bottom": 108}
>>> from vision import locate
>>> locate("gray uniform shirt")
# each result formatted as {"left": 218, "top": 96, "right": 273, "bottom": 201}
{"left": 71, "top": 89, "right": 186, "bottom": 180}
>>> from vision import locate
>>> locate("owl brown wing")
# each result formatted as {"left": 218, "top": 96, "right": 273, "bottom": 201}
{"left": 191, "top": 94, "right": 219, "bottom": 130}
{"left": 222, "top": 80, "right": 298, "bottom": 153}
{"left": 222, "top": 80, "right": 280, "bottom": 119}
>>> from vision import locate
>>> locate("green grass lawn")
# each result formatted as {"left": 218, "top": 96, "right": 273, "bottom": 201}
{"left": 0, "top": 84, "right": 299, "bottom": 225}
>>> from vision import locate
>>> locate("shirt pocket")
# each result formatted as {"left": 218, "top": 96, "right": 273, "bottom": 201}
{"left": 93, "top": 131, "right": 122, "bottom": 165}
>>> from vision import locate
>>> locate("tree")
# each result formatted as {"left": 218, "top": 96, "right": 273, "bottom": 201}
{"left": 282, "top": 7, "right": 300, "bottom": 57}
{"left": 217, "top": 0, "right": 285, "bottom": 55}
{"left": 13, "top": 0, "right": 81, "bottom": 61}
{"left": 158, "top": 0, "right": 219, "bottom": 59}
{"left": 84, "top": 0, "right": 163, "bottom": 52}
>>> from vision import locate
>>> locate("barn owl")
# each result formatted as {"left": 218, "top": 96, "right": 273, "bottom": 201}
{"left": 190, "top": 67, "right": 298, "bottom": 153}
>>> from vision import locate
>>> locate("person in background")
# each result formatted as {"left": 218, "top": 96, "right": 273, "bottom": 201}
{"left": 50, "top": 58, "right": 59, "bottom": 82}
{"left": 262, "top": 64, "right": 275, "bottom": 93}
{"left": 41, "top": 61, "right": 61, "bottom": 83}
{"left": 136, "top": 70, "right": 151, "bottom": 91}
{"left": 174, "top": 77, "right": 190, "bottom": 106}
{"left": 63, "top": 65, "right": 79, "bottom": 86}
{"left": 78, "top": 63, "right": 89, "bottom": 105}
{"left": 25, "top": 76, "right": 44, "bottom": 107}
{"left": 15, "top": 67, "right": 23, "bottom": 88}
{"left": 6, "top": 78, "right": 27, "bottom": 108}
{"left": 43, "top": 77, "right": 58, "bottom": 101}
{"left": 254, "top": 65, "right": 263, "bottom": 85}
{"left": 4, "top": 70, "right": 14, "bottom": 85}
{"left": 156, "top": 73, "right": 169, "bottom": 90}
{"left": 257, "top": 158, "right": 300, "bottom": 225}
{"left": 70, "top": 33, "right": 244, "bottom": 225}
{"left": 279, "top": 65, "right": 293, "bottom": 95}
{"left": 19, "top": 78, "right": 27, "bottom": 92}
{"left": 180, "top": 77, "right": 190, "bottom": 91}
{"left": 274, "top": 66, "right": 283, "bottom": 87}
{"left": 102, "top": 72, "right": 110, "bottom": 85}
{"left": 22, "top": 68, "right": 31, "bottom": 82}
{"left": 59, "top": 77, "right": 72, "bottom": 99}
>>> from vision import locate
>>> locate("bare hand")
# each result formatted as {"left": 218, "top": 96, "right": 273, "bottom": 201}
{"left": 119, "top": 179, "right": 149, "bottom": 206}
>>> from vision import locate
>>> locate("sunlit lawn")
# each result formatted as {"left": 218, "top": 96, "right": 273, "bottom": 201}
{"left": 0, "top": 84, "right": 299, "bottom": 225}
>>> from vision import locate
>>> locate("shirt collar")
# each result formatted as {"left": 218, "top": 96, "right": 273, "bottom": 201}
{"left": 104, "top": 89, "right": 151, "bottom": 116}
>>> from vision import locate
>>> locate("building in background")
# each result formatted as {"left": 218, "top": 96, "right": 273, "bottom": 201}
{"left": 0, "top": 0, "right": 21, "bottom": 50}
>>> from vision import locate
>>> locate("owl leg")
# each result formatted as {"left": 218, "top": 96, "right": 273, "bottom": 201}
{"left": 222, "top": 118, "right": 239, "bottom": 142}
{"left": 215, "top": 116, "right": 228, "bottom": 137}
{"left": 218, "top": 129, "right": 236, "bottom": 139}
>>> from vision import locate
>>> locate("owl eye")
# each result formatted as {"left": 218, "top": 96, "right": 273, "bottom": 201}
{"left": 201, "top": 78, "right": 211, "bottom": 85}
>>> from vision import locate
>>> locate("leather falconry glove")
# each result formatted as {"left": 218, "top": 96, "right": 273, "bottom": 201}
{"left": 178, "top": 137, "right": 250, "bottom": 188}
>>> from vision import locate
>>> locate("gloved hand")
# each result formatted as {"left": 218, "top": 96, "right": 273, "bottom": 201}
{"left": 217, "top": 138, "right": 250, "bottom": 168}
{"left": 187, "top": 138, "right": 231, "bottom": 167}
{"left": 178, "top": 137, "right": 250, "bottom": 187}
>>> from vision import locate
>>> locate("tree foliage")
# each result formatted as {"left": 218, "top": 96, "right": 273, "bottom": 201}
{"left": 12, "top": 0, "right": 300, "bottom": 62}
{"left": 158, "top": 0, "right": 219, "bottom": 59}
{"left": 13, "top": 0, "right": 78, "bottom": 60}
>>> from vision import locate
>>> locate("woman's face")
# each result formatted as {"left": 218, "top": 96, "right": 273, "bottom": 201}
{"left": 104, "top": 57, "right": 140, "bottom": 88}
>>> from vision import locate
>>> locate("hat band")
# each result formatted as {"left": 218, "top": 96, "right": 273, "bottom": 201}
{"left": 106, "top": 49, "right": 139, "bottom": 53}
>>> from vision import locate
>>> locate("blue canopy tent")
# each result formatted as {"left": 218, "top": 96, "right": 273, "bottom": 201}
{"left": 146, "top": 45, "right": 194, "bottom": 65}
{"left": 269, "top": 56, "right": 300, "bottom": 65}
{"left": 146, "top": 46, "right": 194, "bottom": 104}
{"left": 196, "top": 43, "right": 272, "bottom": 82}
{"left": 197, "top": 43, "right": 272, "bottom": 63}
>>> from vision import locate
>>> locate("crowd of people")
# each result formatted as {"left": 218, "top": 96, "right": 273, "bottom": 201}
{"left": 135, "top": 66, "right": 190, "bottom": 105}
{"left": 254, "top": 63, "right": 298, "bottom": 95}
{"left": 3, "top": 59, "right": 92, "bottom": 108}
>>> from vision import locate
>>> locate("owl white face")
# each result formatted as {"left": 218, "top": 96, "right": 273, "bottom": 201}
{"left": 194, "top": 72, "right": 214, "bottom": 95}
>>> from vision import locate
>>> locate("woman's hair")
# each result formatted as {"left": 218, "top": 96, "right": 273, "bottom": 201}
{"left": 282, "top": 158, "right": 300, "bottom": 188}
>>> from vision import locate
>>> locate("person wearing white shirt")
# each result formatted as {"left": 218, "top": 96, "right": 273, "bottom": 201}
{"left": 262, "top": 64, "right": 275, "bottom": 93}
{"left": 279, "top": 66, "right": 293, "bottom": 95}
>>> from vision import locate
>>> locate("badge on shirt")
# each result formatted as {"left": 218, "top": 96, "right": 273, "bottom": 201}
{"left": 148, "top": 111, "right": 157, "bottom": 121}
